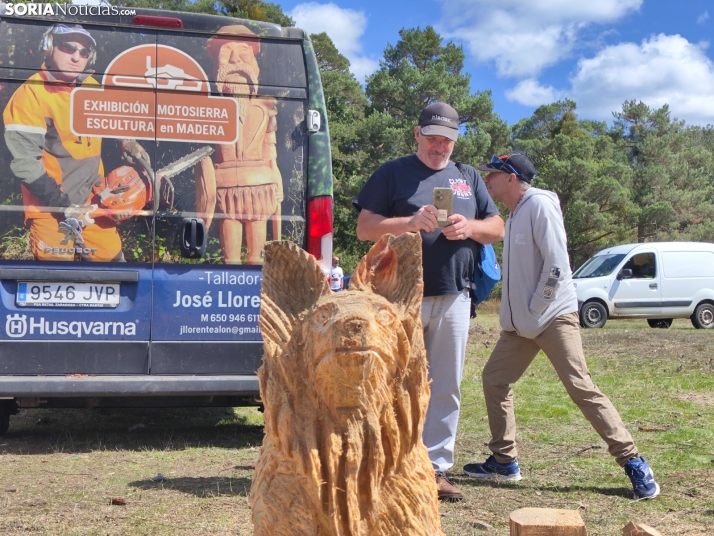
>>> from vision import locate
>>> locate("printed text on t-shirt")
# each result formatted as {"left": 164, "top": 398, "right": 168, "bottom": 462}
{"left": 449, "top": 177, "right": 471, "bottom": 199}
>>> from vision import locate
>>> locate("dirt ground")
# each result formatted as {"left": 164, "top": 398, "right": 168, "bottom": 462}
{"left": 438, "top": 317, "right": 714, "bottom": 535}
{"left": 0, "top": 314, "right": 712, "bottom": 535}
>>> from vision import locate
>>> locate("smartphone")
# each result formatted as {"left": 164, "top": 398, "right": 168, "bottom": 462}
{"left": 433, "top": 187, "right": 453, "bottom": 228}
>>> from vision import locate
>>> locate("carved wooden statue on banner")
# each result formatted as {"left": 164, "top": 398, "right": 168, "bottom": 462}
{"left": 196, "top": 24, "right": 283, "bottom": 264}
{"left": 251, "top": 233, "right": 442, "bottom": 536}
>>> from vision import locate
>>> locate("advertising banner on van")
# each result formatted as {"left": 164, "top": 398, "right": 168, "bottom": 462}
{"left": 152, "top": 265, "right": 262, "bottom": 341}
{"left": 71, "top": 44, "right": 239, "bottom": 144}
{"left": 0, "top": 18, "right": 308, "bottom": 267}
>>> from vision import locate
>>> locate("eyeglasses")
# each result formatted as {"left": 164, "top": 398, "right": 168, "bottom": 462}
{"left": 56, "top": 42, "right": 91, "bottom": 59}
{"left": 488, "top": 155, "right": 520, "bottom": 177}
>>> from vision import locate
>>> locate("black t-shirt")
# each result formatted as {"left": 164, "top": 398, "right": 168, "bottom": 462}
{"left": 353, "top": 154, "right": 499, "bottom": 297}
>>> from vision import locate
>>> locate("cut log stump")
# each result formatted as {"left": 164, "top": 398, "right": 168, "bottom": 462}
{"left": 622, "top": 521, "right": 663, "bottom": 536}
{"left": 510, "top": 508, "right": 587, "bottom": 535}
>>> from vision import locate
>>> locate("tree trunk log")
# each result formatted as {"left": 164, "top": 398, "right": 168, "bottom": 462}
{"left": 510, "top": 508, "right": 587, "bottom": 535}
{"left": 622, "top": 521, "right": 663, "bottom": 536}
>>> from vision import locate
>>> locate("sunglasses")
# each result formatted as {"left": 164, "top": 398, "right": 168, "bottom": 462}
{"left": 488, "top": 155, "right": 520, "bottom": 177}
{"left": 56, "top": 42, "right": 91, "bottom": 59}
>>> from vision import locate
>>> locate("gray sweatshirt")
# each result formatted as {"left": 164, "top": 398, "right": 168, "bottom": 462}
{"left": 500, "top": 187, "right": 578, "bottom": 338}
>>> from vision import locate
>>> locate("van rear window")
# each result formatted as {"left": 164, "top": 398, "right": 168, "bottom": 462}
{"left": 0, "top": 18, "right": 309, "bottom": 265}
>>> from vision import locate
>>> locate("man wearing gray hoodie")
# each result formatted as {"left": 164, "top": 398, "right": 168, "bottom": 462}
{"left": 462, "top": 153, "right": 660, "bottom": 500}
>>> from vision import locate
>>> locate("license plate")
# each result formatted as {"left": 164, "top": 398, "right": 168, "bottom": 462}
{"left": 16, "top": 282, "right": 120, "bottom": 308}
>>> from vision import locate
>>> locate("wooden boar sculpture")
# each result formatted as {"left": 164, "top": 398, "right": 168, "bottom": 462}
{"left": 251, "top": 233, "right": 442, "bottom": 536}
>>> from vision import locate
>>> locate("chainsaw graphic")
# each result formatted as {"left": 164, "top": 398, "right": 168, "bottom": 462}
{"left": 90, "top": 146, "right": 214, "bottom": 222}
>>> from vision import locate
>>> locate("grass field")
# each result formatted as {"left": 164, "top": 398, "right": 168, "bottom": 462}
{"left": 0, "top": 303, "right": 712, "bottom": 535}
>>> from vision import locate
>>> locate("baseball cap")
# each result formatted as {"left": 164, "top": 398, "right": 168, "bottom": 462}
{"left": 50, "top": 24, "right": 96, "bottom": 47}
{"left": 418, "top": 102, "right": 459, "bottom": 141}
{"left": 477, "top": 153, "right": 537, "bottom": 183}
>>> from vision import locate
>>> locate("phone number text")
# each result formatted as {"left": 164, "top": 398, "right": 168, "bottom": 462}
{"left": 200, "top": 313, "right": 258, "bottom": 323}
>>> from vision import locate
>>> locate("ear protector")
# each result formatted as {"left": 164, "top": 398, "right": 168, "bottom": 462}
{"left": 40, "top": 25, "right": 97, "bottom": 66}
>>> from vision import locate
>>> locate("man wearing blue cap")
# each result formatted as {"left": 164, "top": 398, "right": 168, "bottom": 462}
{"left": 353, "top": 102, "right": 504, "bottom": 501}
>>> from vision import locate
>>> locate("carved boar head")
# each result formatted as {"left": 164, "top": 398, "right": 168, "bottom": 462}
{"left": 253, "top": 233, "right": 440, "bottom": 536}
{"left": 259, "top": 233, "right": 425, "bottom": 430}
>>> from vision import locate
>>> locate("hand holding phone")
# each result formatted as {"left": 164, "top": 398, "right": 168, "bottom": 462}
{"left": 433, "top": 187, "right": 453, "bottom": 228}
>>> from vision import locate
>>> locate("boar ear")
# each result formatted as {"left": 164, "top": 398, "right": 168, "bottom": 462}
{"left": 260, "top": 241, "right": 331, "bottom": 347}
{"left": 350, "top": 233, "right": 423, "bottom": 317}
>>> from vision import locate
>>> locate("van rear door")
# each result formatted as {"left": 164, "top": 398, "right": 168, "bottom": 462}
{"left": 0, "top": 12, "right": 331, "bottom": 402}
{"left": 147, "top": 24, "right": 309, "bottom": 377}
{"left": 0, "top": 19, "right": 155, "bottom": 375}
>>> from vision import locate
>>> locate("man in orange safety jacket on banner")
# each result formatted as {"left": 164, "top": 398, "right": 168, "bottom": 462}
{"left": 3, "top": 23, "right": 149, "bottom": 262}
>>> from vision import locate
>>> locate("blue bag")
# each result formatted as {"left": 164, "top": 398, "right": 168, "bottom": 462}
{"left": 471, "top": 243, "right": 501, "bottom": 306}
{"left": 454, "top": 162, "right": 502, "bottom": 314}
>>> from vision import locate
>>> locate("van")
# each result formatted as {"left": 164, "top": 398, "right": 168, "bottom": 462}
{"left": 0, "top": 6, "right": 333, "bottom": 434}
{"left": 573, "top": 242, "right": 714, "bottom": 329}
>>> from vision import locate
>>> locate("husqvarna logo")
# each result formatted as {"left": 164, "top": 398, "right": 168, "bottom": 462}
{"left": 5, "top": 313, "right": 139, "bottom": 339}
{"left": 6, "top": 314, "right": 27, "bottom": 338}
{"left": 3, "top": 316, "right": 137, "bottom": 338}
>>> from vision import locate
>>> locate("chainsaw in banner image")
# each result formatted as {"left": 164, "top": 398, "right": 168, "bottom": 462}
{"left": 87, "top": 146, "right": 214, "bottom": 222}
{"left": 57, "top": 146, "right": 213, "bottom": 261}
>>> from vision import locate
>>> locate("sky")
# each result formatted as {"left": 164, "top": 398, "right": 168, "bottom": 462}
{"left": 278, "top": 0, "right": 714, "bottom": 127}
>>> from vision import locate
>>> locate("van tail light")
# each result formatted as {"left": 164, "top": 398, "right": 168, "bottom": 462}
{"left": 306, "top": 196, "right": 333, "bottom": 276}
{"left": 132, "top": 15, "right": 183, "bottom": 28}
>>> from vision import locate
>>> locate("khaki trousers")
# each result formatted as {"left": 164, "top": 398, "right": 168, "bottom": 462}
{"left": 482, "top": 312, "right": 638, "bottom": 467}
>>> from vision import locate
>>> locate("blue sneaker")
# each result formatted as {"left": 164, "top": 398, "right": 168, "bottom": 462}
{"left": 624, "top": 456, "right": 660, "bottom": 500}
{"left": 463, "top": 455, "right": 522, "bottom": 481}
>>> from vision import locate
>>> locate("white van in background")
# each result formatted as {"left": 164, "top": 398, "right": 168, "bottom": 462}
{"left": 573, "top": 242, "right": 714, "bottom": 329}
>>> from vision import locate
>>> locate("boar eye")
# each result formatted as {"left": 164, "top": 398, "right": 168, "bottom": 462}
{"left": 310, "top": 304, "right": 337, "bottom": 331}
{"left": 375, "top": 307, "right": 395, "bottom": 326}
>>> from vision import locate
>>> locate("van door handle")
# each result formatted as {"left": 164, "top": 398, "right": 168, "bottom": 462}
{"left": 649, "top": 283, "right": 658, "bottom": 289}
{"left": 180, "top": 218, "right": 206, "bottom": 259}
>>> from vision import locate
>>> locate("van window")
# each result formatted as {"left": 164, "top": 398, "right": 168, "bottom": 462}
{"left": 0, "top": 20, "right": 158, "bottom": 263}
{"left": 0, "top": 19, "right": 309, "bottom": 265}
{"left": 622, "top": 253, "right": 656, "bottom": 278}
{"left": 152, "top": 28, "right": 308, "bottom": 264}
{"left": 662, "top": 251, "right": 714, "bottom": 278}
{"left": 573, "top": 253, "right": 626, "bottom": 278}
